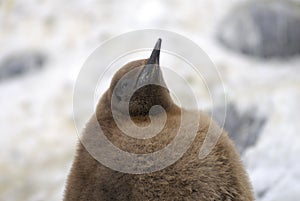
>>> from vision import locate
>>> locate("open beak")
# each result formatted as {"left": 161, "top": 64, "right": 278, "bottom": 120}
{"left": 136, "top": 38, "right": 165, "bottom": 88}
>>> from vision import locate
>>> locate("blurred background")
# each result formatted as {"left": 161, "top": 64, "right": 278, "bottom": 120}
{"left": 1, "top": 0, "right": 300, "bottom": 200}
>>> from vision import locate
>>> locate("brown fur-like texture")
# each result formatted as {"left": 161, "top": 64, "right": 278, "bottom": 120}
{"left": 64, "top": 59, "right": 254, "bottom": 201}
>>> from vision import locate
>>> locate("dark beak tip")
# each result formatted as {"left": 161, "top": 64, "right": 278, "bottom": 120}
{"left": 136, "top": 38, "right": 164, "bottom": 87}
{"left": 154, "top": 38, "right": 162, "bottom": 51}
{"left": 147, "top": 38, "right": 162, "bottom": 65}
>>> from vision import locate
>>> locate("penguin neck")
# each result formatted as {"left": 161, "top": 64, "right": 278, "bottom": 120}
{"left": 94, "top": 91, "right": 182, "bottom": 154}
{"left": 95, "top": 90, "right": 180, "bottom": 126}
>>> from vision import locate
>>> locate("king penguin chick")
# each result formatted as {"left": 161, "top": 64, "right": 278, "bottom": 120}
{"left": 64, "top": 39, "right": 254, "bottom": 201}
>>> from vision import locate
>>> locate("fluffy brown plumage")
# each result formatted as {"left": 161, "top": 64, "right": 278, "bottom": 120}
{"left": 64, "top": 40, "right": 254, "bottom": 201}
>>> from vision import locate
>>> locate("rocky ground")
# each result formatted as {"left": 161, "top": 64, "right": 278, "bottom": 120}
{"left": 1, "top": 0, "right": 300, "bottom": 200}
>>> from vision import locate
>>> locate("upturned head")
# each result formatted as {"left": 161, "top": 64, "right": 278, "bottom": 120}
{"left": 104, "top": 39, "right": 174, "bottom": 116}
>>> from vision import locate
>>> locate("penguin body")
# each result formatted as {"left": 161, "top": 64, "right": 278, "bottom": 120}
{"left": 64, "top": 39, "right": 254, "bottom": 201}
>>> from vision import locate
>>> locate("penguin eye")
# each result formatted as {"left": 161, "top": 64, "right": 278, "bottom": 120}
{"left": 114, "top": 79, "right": 130, "bottom": 101}
{"left": 120, "top": 79, "right": 131, "bottom": 91}
{"left": 121, "top": 82, "right": 128, "bottom": 90}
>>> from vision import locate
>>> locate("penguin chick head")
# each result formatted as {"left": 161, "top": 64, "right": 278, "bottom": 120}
{"left": 107, "top": 39, "right": 173, "bottom": 116}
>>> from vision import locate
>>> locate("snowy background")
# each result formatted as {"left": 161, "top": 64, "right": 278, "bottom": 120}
{"left": 1, "top": 0, "right": 300, "bottom": 200}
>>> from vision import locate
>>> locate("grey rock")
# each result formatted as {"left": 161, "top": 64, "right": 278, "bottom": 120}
{"left": 217, "top": 0, "right": 300, "bottom": 58}
{"left": 210, "top": 103, "right": 266, "bottom": 154}
{"left": 0, "top": 51, "right": 47, "bottom": 81}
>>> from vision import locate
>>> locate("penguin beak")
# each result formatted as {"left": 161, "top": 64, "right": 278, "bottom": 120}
{"left": 147, "top": 38, "right": 161, "bottom": 65}
{"left": 136, "top": 38, "right": 165, "bottom": 88}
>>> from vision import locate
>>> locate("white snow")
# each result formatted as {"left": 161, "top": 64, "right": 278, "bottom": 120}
{"left": 0, "top": 0, "right": 299, "bottom": 200}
